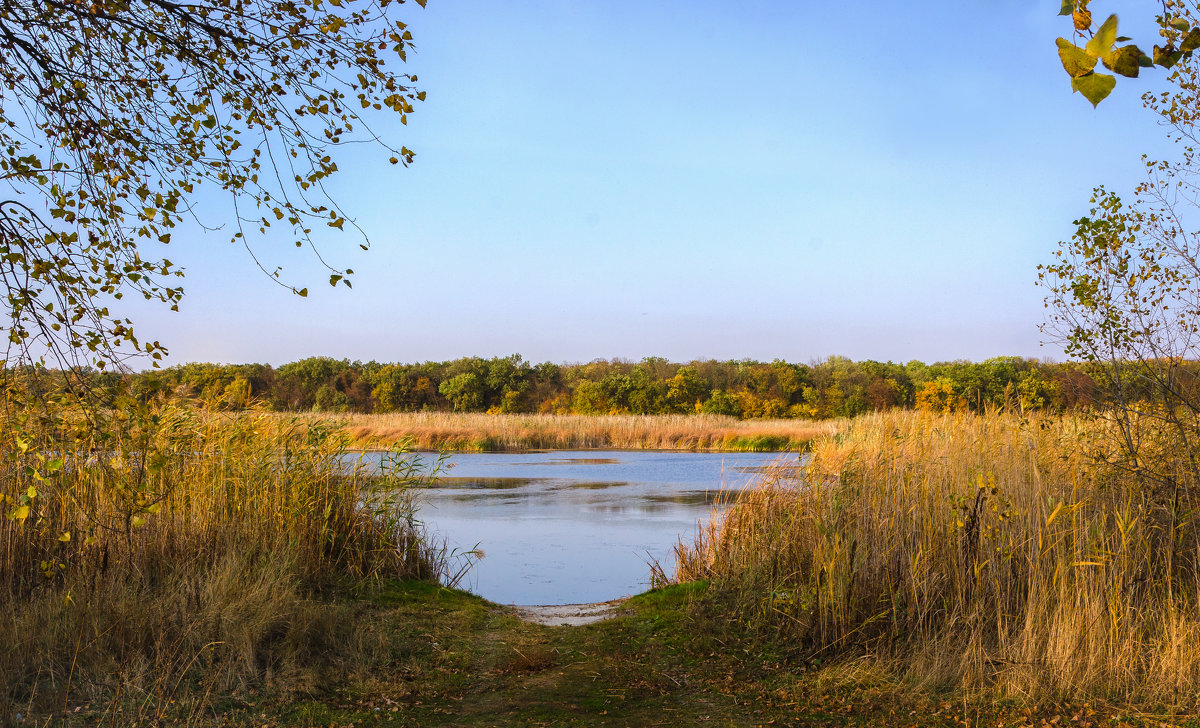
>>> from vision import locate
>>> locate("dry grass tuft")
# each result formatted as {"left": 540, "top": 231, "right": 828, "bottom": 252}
{"left": 678, "top": 410, "right": 1200, "bottom": 706}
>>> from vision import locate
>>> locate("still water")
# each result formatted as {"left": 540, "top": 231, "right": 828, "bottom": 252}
{"left": 372, "top": 450, "right": 798, "bottom": 606}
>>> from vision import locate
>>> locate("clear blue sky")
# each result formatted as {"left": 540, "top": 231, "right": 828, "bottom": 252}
{"left": 128, "top": 1, "right": 1172, "bottom": 366}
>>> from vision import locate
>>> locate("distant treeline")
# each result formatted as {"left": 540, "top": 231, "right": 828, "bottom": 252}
{"left": 23, "top": 354, "right": 1103, "bottom": 419}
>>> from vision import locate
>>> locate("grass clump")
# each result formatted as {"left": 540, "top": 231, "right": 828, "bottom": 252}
{"left": 0, "top": 390, "right": 441, "bottom": 720}
{"left": 677, "top": 410, "right": 1200, "bottom": 707}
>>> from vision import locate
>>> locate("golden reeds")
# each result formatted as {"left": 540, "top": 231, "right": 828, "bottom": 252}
{"left": 678, "top": 410, "right": 1200, "bottom": 705}
{"left": 0, "top": 398, "right": 438, "bottom": 713}
{"left": 293, "top": 411, "right": 840, "bottom": 452}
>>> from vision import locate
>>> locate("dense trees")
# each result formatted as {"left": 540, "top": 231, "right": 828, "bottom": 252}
{"left": 82, "top": 354, "right": 1094, "bottom": 418}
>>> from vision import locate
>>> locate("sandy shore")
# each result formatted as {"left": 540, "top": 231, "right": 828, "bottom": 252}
{"left": 511, "top": 600, "right": 628, "bottom": 626}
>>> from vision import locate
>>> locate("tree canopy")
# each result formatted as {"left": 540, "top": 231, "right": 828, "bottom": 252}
{"left": 0, "top": 0, "right": 425, "bottom": 369}
{"left": 1045, "top": 1, "right": 1200, "bottom": 500}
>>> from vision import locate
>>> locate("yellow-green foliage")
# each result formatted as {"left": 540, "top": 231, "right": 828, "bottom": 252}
{"left": 678, "top": 410, "right": 1200, "bottom": 705}
{"left": 0, "top": 393, "right": 436, "bottom": 712}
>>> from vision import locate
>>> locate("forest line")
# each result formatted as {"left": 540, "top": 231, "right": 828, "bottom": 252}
{"left": 59, "top": 353, "right": 1107, "bottom": 418}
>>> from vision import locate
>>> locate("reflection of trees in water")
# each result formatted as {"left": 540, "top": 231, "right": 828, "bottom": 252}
{"left": 421, "top": 477, "right": 534, "bottom": 490}
{"left": 545, "top": 458, "right": 622, "bottom": 465}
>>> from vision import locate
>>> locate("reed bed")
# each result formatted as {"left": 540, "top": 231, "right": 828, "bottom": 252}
{"left": 297, "top": 411, "right": 840, "bottom": 452}
{"left": 677, "top": 410, "right": 1200, "bottom": 706}
{"left": 0, "top": 397, "right": 439, "bottom": 716}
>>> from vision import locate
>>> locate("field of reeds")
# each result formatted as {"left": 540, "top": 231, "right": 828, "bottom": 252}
{"left": 0, "top": 394, "right": 440, "bottom": 720}
{"left": 676, "top": 409, "right": 1200, "bottom": 706}
{"left": 297, "top": 411, "right": 839, "bottom": 452}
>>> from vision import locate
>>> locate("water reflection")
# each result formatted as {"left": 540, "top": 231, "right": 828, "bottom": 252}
{"left": 546, "top": 457, "right": 621, "bottom": 465}
{"left": 558, "top": 481, "right": 629, "bottom": 490}
{"left": 363, "top": 450, "right": 799, "bottom": 605}
{"left": 733, "top": 464, "right": 806, "bottom": 475}
{"left": 427, "top": 477, "right": 534, "bottom": 490}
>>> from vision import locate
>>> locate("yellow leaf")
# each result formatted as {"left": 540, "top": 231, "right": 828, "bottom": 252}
{"left": 1045, "top": 501, "right": 1064, "bottom": 525}
{"left": 26, "top": 486, "right": 37, "bottom": 498}
{"left": 59, "top": 531, "right": 70, "bottom": 542}
{"left": 131, "top": 516, "right": 146, "bottom": 528}
{"left": 9, "top": 505, "right": 29, "bottom": 521}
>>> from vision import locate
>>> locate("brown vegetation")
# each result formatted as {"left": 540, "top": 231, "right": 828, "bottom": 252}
{"left": 299, "top": 411, "right": 841, "bottom": 451}
{"left": 0, "top": 398, "right": 441, "bottom": 718}
{"left": 678, "top": 410, "right": 1200, "bottom": 706}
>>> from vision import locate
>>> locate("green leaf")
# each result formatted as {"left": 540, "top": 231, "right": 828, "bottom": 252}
{"left": 1086, "top": 14, "right": 1119, "bottom": 59}
{"left": 1058, "top": 0, "right": 1074, "bottom": 16}
{"left": 1104, "top": 45, "right": 1145, "bottom": 78}
{"left": 1057, "top": 38, "right": 1098, "bottom": 77}
{"left": 1154, "top": 44, "right": 1183, "bottom": 68}
{"left": 1170, "top": 18, "right": 1191, "bottom": 31}
{"left": 1071, "top": 72, "right": 1117, "bottom": 106}
{"left": 1181, "top": 28, "right": 1200, "bottom": 52}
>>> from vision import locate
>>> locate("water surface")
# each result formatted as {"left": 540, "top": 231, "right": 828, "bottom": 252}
{"left": 365, "top": 450, "right": 796, "bottom": 605}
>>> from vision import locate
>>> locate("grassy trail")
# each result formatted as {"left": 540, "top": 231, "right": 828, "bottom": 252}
{"left": 167, "top": 581, "right": 1171, "bottom": 728}
{"left": 26, "top": 579, "right": 1195, "bottom": 726}
{"left": 274, "top": 582, "right": 776, "bottom": 727}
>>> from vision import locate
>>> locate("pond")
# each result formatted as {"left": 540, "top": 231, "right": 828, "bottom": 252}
{"left": 362, "top": 450, "right": 799, "bottom": 605}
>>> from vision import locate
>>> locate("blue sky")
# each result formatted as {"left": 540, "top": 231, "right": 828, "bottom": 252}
{"left": 129, "top": 1, "right": 1173, "bottom": 366}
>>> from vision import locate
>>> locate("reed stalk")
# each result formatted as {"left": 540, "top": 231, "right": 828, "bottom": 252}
{"left": 678, "top": 410, "right": 1200, "bottom": 705}
{"left": 0, "top": 394, "right": 439, "bottom": 713}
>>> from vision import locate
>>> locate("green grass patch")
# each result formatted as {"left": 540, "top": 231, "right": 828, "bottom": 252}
{"left": 23, "top": 576, "right": 1200, "bottom": 726}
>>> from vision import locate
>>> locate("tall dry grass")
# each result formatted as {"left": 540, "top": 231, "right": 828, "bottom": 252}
{"left": 0, "top": 395, "right": 439, "bottom": 717}
{"left": 299, "top": 411, "right": 839, "bottom": 451}
{"left": 677, "top": 410, "right": 1200, "bottom": 706}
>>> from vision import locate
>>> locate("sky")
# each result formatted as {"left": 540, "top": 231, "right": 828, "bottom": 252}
{"left": 125, "top": 0, "right": 1177, "bottom": 367}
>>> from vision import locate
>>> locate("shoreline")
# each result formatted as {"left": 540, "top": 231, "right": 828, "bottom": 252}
{"left": 355, "top": 444, "right": 811, "bottom": 454}
{"left": 289, "top": 411, "right": 843, "bottom": 453}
